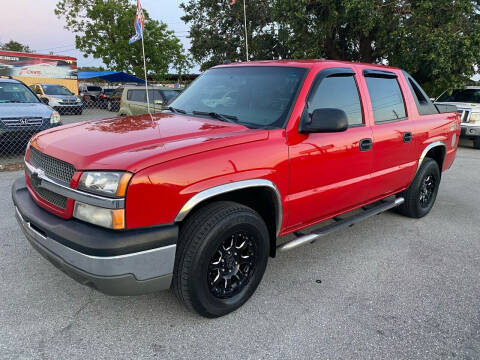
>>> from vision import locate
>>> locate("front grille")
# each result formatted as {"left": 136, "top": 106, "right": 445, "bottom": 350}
{"left": 1, "top": 117, "right": 44, "bottom": 128}
{"left": 59, "top": 100, "right": 77, "bottom": 105}
{"left": 28, "top": 147, "right": 76, "bottom": 184}
{"left": 457, "top": 109, "right": 471, "bottom": 123}
{"left": 30, "top": 179, "right": 67, "bottom": 209}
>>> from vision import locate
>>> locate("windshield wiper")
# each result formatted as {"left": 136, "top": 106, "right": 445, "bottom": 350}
{"left": 192, "top": 111, "right": 238, "bottom": 124}
{"left": 167, "top": 106, "right": 186, "bottom": 114}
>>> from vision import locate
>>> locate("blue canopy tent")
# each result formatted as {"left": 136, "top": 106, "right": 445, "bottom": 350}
{"left": 78, "top": 71, "right": 145, "bottom": 83}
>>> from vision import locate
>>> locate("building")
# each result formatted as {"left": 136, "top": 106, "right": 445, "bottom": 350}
{"left": 0, "top": 50, "right": 78, "bottom": 94}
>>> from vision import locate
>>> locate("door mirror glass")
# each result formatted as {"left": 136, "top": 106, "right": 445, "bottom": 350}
{"left": 300, "top": 108, "right": 348, "bottom": 133}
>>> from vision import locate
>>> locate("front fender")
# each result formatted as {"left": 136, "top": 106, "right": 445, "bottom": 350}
{"left": 124, "top": 131, "right": 289, "bottom": 230}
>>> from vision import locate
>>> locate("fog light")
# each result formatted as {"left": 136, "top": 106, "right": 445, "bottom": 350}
{"left": 73, "top": 201, "right": 125, "bottom": 229}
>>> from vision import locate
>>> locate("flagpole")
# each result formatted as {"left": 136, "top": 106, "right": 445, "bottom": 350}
{"left": 141, "top": 34, "right": 150, "bottom": 114}
{"left": 243, "top": 0, "right": 249, "bottom": 61}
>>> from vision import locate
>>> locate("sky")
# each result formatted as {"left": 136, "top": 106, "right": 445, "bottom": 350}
{"left": 0, "top": 0, "right": 192, "bottom": 70}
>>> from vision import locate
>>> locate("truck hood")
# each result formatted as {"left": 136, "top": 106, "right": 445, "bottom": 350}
{"left": 31, "top": 113, "right": 269, "bottom": 172}
{"left": 0, "top": 102, "right": 52, "bottom": 118}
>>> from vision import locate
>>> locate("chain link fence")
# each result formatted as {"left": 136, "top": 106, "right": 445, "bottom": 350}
{"left": 0, "top": 99, "right": 115, "bottom": 170}
{"left": 0, "top": 83, "right": 182, "bottom": 170}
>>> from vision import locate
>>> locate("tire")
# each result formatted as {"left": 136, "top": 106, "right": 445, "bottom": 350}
{"left": 473, "top": 137, "right": 480, "bottom": 149}
{"left": 172, "top": 201, "right": 269, "bottom": 318}
{"left": 396, "top": 158, "right": 441, "bottom": 218}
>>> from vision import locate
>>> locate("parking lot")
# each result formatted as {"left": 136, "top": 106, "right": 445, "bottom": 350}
{"left": 0, "top": 108, "right": 115, "bottom": 168}
{"left": 0, "top": 141, "right": 479, "bottom": 360}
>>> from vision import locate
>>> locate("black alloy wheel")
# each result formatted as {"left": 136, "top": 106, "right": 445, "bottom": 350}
{"left": 419, "top": 174, "right": 436, "bottom": 209}
{"left": 207, "top": 231, "right": 256, "bottom": 299}
{"left": 172, "top": 201, "right": 269, "bottom": 318}
{"left": 396, "top": 157, "right": 441, "bottom": 218}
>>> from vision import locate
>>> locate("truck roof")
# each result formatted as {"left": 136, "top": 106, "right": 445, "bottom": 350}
{"left": 214, "top": 59, "right": 400, "bottom": 71}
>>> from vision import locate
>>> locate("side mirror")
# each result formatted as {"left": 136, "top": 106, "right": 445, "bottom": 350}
{"left": 300, "top": 108, "right": 348, "bottom": 133}
{"left": 40, "top": 97, "right": 49, "bottom": 105}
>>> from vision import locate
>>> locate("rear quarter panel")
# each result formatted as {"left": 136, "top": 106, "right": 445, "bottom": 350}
{"left": 396, "top": 72, "right": 460, "bottom": 173}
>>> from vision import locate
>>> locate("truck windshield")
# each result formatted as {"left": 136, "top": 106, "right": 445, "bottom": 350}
{"left": 42, "top": 85, "right": 73, "bottom": 96}
{"left": 437, "top": 89, "right": 480, "bottom": 103}
{"left": 169, "top": 66, "right": 307, "bottom": 128}
{"left": 0, "top": 82, "right": 39, "bottom": 103}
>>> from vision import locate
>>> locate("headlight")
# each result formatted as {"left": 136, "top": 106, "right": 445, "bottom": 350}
{"left": 469, "top": 112, "right": 480, "bottom": 124}
{"left": 78, "top": 171, "right": 132, "bottom": 197}
{"left": 75, "top": 98, "right": 81, "bottom": 103}
{"left": 74, "top": 202, "right": 125, "bottom": 229}
{"left": 50, "top": 111, "right": 61, "bottom": 124}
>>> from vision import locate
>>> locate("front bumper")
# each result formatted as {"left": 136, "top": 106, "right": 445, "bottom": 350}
{"left": 12, "top": 177, "right": 178, "bottom": 296}
{"left": 461, "top": 123, "right": 480, "bottom": 138}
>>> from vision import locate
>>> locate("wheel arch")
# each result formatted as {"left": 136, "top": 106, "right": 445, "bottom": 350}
{"left": 174, "top": 179, "right": 282, "bottom": 257}
{"left": 417, "top": 141, "right": 447, "bottom": 173}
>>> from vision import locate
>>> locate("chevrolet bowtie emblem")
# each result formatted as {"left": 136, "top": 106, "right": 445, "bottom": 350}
{"left": 30, "top": 168, "right": 45, "bottom": 187}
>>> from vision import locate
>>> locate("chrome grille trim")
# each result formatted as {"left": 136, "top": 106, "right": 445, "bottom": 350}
{"left": 28, "top": 147, "right": 75, "bottom": 184}
{"left": 1, "top": 117, "right": 44, "bottom": 128}
{"left": 457, "top": 109, "right": 471, "bottom": 123}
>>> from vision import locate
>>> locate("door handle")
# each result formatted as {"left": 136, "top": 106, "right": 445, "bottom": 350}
{"left": 359, "top": 138, "right": 373, "bottom": 151}
{"left": 403, "top": 132, "right": 413, "bottom": 143}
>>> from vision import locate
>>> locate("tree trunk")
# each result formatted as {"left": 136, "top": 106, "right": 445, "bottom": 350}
{"left": 325, "top": 30, "right": 340, "bottom": 60}
{"left": 359, "top": 33, "right": 375, "bottom": 62}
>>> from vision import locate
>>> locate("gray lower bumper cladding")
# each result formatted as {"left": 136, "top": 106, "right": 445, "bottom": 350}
{"left": 12, "top": 177, "right": 178, "bottom": 296}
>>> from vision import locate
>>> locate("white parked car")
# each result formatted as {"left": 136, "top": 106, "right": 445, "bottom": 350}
{"left": 435, "top": 86, "right": 480, "bottom": 149}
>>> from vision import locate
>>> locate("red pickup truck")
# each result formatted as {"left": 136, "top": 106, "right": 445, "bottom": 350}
{"left": 12, "top": 60, "right": 460, "bottom": 317}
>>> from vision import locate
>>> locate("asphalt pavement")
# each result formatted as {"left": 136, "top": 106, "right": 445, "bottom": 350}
{"left": 0, "top": 141, "right": 479, "bottom": 359}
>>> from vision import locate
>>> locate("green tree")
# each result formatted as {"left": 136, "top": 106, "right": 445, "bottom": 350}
{"left": 77, "top": 66, "right": 106, "bottom": 72}
{"left": 183, "top": 0, "right": 480, "bottom": 95}
{"left": 181, "top": 0, "right": 289, "bottom": 71}
{"left": 275, "top": 0, "right": 480, "bottom": 95}
{"left": 0, "top": 40, "right": 32, "bottom": 53}
{"left": 55, "top": 0, "right": 191, "bottom": 80}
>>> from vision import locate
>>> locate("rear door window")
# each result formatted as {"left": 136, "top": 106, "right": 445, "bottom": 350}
{"left": 365, "top": 76, "right": 406, "bottom": 123}
{"left": 127, "top": 89, "right": 146, "bottom": 102}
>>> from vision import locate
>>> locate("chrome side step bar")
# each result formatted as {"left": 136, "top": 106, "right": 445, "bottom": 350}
{"left": 277, "top": 197, "right": 405, "bottom": 252}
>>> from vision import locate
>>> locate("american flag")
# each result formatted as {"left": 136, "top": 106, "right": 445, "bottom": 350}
{"left": 129, "top": 0, "right": 145, "bottom": 44}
